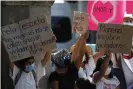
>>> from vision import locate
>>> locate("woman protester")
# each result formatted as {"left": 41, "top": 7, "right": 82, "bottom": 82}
{"left": 92, "top": 50, "right": 120, "bottom": 89}
{"left": 49, "top": 31, "right": 87, "bottom": 89}
{"left": 9, "top": 52, "right": 51, "bottom": 89}
{"left": 9, "top": 35, "right": 56, "bottom": 89}
{"left": 70, "top": 31, "right": 105, "bottom": 82}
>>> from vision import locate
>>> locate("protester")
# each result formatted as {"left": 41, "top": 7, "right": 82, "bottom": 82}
{"left": 123, "top": 12, "right": 133, "bottom": 26}
{"left": 9, "top": 51, "right": 51, "bottom": 89}
{"left": 92, "top": 50, "right": 120, "bottom": 89}
{"left": 70, "top": 32, "right": 105, "bottom": 82}
{"left": 111, "top": 12, "right": 133, "bottom": 89}
{"left": 75, "top": 78, "right": 96, "bottom": 89}
{"left": 111, "top": 53, "right": 127, "bottom": 89}
{"left": 49, "top": 31, "right": 87, "bottom": 89}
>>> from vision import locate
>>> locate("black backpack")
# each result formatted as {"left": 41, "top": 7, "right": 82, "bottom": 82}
{"left": 14, "top": 70, "right": 37, "bottom": 88}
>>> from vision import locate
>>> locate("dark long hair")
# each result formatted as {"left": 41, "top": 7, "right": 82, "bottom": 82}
{"left": 91, "top": 58, "right": 113, "bottom": 78}
{"left": 13, "top": 56, "right": 34, "bottom": 71}
{"left": 75, "top": 78, "right": 96, "bottom": 89}
{"left": 83, "top": 52, "right": 90, "bottom": 65}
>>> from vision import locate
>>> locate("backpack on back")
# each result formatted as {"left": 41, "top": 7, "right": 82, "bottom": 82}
{"left": 14, "top": 70, "right": 37, "bottom": 88}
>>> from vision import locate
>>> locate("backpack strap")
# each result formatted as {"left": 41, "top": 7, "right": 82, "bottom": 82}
{"left": 14, "top": 70, "right": 38, "bottom": 88}
{"left": 32, "top": 70, "right": 38, "bottom": 88}
{"left": 14, "top": 70, "right": 23, "bottom": 86}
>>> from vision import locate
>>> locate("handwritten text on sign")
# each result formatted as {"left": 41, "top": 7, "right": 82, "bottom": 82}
{"left": 72, "top": 11, "right": 88, "bottom": 34}
{"left": 96, "top": 23, "right": 133, "bottom": 54}
{"left": 2, "top": 15, "right": 56, "bottom": 62}
{"left": 86, "top": 1, "right": 125, "bottom": 30}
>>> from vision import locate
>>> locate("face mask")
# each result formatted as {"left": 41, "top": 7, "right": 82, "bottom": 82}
{"left": 25, "top": 63, "right": 35, "bottom": 72}
{"left": 105, "top": 67, "right": 111, "bottom": 75}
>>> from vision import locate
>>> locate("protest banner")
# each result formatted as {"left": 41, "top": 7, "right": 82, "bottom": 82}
{"left": 86, "top": 1, "right": 125, "bottom": 30}
{"left": 96, "top": 23, "right": 133, "bottom": 54}
{"left": 72, "top": 11, "right": 88, "bottom": 34}
{"left": 126, "top": 1, "right": 133, "bottom": 14}
{"left": 2, "top": 15, "right": 56, "bottom": 62}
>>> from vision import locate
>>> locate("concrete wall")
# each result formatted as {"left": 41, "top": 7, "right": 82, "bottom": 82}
{"left": 1, "top": 1, "right": 54, "bottom": 89}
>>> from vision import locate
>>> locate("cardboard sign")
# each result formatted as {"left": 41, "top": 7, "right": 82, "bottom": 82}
{"left": 86, "top": 1, "right": 125, "bottom": 31}
{"left": 96, "top": 23, "right": 133, "bottom": 54}
{"left": 2, "top": 15, "right": 56, "bottom": 62}
{"left": 2, "top": 23, "right": 32, "bottom": 62}
{"left": 72, "top": 11, "right": 88, "bottom": 34}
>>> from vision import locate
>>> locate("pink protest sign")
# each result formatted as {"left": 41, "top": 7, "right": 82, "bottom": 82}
{"left": 126, "top": 1, "right": 133, "bottom": 14}
{"left": 86, "top": 1, "right": 126, "bottom": 31}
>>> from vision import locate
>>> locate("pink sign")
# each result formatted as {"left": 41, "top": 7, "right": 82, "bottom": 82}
{"left": 126, "top": 1, "right": 133, "bottom": 14}
{"left": 86, "top": 1, "right": 126, "bottom": 31}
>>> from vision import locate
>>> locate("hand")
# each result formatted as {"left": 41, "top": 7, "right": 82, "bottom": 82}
{"left": 81, "top": 30, "right": 89, "bottom": 40}
{"left": 105, "top": 50, "right": 112, "bottom": 60}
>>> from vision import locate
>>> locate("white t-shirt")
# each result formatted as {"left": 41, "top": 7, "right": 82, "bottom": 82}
{"left": 11, "top": 61, "right": 52, "bottom": 89}
{"left": 11, "top": 65, "right": 37, "bottom": 89}
{"left": 78, "top": 56, "right": 95, "bottom": 82}
{"left": 93, "top": 76, "right": 120, "bottom": 89}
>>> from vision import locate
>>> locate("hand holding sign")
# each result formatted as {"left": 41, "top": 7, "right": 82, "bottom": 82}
{"left": 81, "top": 30, "right": 89, "bottom": 40}
{"left": 72, "top": 11, "right": 88, "bottom": 34}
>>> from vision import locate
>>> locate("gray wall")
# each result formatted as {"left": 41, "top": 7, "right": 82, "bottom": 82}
{"left": 1, "top": 1, "right": 53, "bottom": 89}
{"left": 1, "top": 4, "right": 29, "bottom": 89}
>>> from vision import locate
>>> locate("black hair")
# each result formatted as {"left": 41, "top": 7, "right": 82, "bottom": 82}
{"left": 91, "top": 58, "right": 113, "bottom": 78}
{"left": 75, "top": 78, "right": 96, "bottom": 89}
{"left": 13, "top": 56, "right": 34, "bottom": 71}
{"left": 83, "top": 52, "right": 90, "bottom": 65}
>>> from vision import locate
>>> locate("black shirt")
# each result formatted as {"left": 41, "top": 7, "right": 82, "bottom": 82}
{"left": 49, "top": 62, "right": 79, "bottom": 89}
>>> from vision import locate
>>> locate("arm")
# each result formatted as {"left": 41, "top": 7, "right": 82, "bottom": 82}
{"left": 93, "top": 51, "right": 105, "bottom": 63}
{"left": 71, "top": 31, "right": 89, "bottom": 69}
{"left": 71, "top": 36, "right": 86, "bottom": 69}
{"left": 85, "top": 45, "right": 93, "bottom": 56}
{"left": 93, "top": 51, "right": 112, "bottom": 83}
{"left": 8, "top": 57, "right": 14, "bottom": 73}
{"left": 51, "top": 81, "right": 59, "bottom": 89}
{"left": 41, "top": 51, "right": 51, "bottom": 67}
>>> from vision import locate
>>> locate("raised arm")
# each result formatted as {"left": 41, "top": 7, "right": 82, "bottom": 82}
{"left": 71, "top": 32, "right": 88, "bottom": 69}
{"left": 9, "top": 58, "right": 14, "bottom": 73}
{"left": 41, "top": 51, "right": 52, "bottom": 66}
{"left": 93, "top": 51, "right": 105, "bottom": 63}
{"left": 93, "top": 50, "right": 112, "bottom": 83}
{"left": 41, "top": 34, "right": 56, "bottom": 66}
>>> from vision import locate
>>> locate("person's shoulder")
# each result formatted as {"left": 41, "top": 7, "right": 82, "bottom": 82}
{"left": 50, "top": 71, "right": 59, "bottom": 77}
{"left": 49, "top": 71, "right": 60, "bottom": 82}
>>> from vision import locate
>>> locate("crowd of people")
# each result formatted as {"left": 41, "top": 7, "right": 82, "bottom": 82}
{"left": 8, "top": 12, "right": 133, "bottom": 89}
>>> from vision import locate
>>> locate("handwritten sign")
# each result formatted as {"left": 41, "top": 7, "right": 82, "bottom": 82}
{"left": 96, "top": 23, "right": 133, "bottom": 54}
{"left": 72, "top": 11, "right": 88, "bottom": 34}
{"left": 86, "top": 1, "right": 125, "bottom": 30}
{"left": 2, "top": 15, "right": 56, "bottom": 62}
